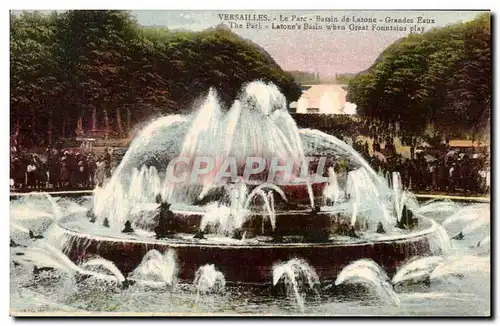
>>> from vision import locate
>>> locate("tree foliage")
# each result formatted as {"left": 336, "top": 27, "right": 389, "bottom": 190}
{"left": 347, "top": 13, "right": 491, "bottom": 138}
{"left": 10, "top": 10, "right": 301, "bottom": 146}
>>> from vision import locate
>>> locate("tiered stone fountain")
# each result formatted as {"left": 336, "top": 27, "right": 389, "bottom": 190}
{"left": 50, "top": 81, "right": 450, "bottom": 285}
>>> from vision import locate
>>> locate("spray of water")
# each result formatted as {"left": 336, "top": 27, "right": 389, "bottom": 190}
{"left": 243, "top": 183, "right": 287, "bottom": 209}
{"left": 335, "top": 259, "right": 400, "bottom": 306}
{"left": 200, "top": 202, "right": 233, "bottom": 234}
{"left": 10, "top": 193, "right": 63, "bottom": 237}
{"left": 427, "top": 222, "right": 453, "bottom": 255}
{"left": 94, "top": 115, "right": 188, "bottom": 228}
{"left": 129, "top": 249, "right": 177, "bottom": 286}
{"left": 345, "top": 168, "right": 394, "bottom": 230}
{"left": 392, "top": 256, "right": 444, "bottom": 285}
{"left": 272, "top": 258, "right": 319, "bottom": 312}
{"left": 323, "top": 167, "right": 341, "bottom": 205}
{"left": 442, "top": 204, "right": 490, "bottom": 240}
{"left": 415, "top": 200, "right": 460, "bottom": 224}
{"left": 21, "top": 241, "right": 81, "bottom": 274}
{"left": 19, "top": 239, "right": 127, "bottom": 286}
{"left": 93, "top": 81, "right": 386, "bottom": 231}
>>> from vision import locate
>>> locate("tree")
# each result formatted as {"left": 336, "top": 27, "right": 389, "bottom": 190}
{"left": 346, "top": 13, "right": 491, "bottom": 139}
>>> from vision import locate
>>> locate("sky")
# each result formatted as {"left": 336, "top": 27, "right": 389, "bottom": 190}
{"left": 130, "top": 10, "right": 485, "bottom": 77}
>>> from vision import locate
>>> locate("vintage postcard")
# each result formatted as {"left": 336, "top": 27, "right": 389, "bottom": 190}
{"left": 9, "top": 9, "right": 491, "bottom": 316}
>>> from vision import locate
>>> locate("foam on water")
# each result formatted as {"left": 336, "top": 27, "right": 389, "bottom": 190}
{"left": 12, "top": 222, "right": 30, "bottom": 234}
{"left": 441, "top": 204, "right": 490, "bottom": 249}
{"left": 10, "top": 193, "right": 63, "bottom": 235}
{"left": 415, "top": 200, "right": 461, "bottom": 223}
{"left": 9, "top": 193, "right": 491, "bottom": 315}
{"left": 323, "top": 166, "right": 341, "bottom": 205}
{"left": 430, "top": 255, "right": 490, "bottom": 282}
{"left": 200, "top": 202, "right": 233, "bottom": 234}
{"left": 81, "top": 258, "right": 126, "bottom": 283}
{"left": 477, "top": 235, "right": 490, "bottom": 249}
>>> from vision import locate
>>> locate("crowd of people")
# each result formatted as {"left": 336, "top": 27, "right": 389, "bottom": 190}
{"left": 10, "top": 145, "right": 115, "bottom": 191}
{"left": 352, "top": 138, "right": 490, "bottom": 195}
{"left": 10, "top": 117, "right": 490, "bottom": 196}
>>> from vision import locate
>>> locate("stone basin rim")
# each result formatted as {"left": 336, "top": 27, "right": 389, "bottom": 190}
{"left": 55, "top": 215, "right": 439, "bottom": 249}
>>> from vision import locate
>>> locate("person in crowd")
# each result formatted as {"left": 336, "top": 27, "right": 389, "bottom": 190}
{"left": 86, "top": 155, "right": 97, "bottom": 188}
{"left": 36, "top": 157, "right": 48, "bottom": 190}
{"left": 49, "top": 150, "right": 61, "bottom": 190}
{"left": 59, "top": 157, "right": 69, "bottom": 189}
{"left": 449, "top": 162, "right": 459, "bottom": 192}
{"left": 12, "top": 157, "right": 25, "bottom": 190}
{"left": 26, "top": 157, "right": 37, "bottom": 189}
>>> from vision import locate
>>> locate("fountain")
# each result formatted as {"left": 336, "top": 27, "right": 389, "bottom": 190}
{"left": 46, "top": 81, "right": 451, "bottom": 286}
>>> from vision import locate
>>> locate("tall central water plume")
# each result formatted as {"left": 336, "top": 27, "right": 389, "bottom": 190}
{"left": 94, "top": 81, "right": 310, "bottom": 228}
{"left": 165, "top": 81, "right": 307, "bottom": 202}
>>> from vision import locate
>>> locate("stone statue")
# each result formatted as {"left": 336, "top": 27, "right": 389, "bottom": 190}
{"left": 376, "top": 222, "right": 386, "bottom": 234}
{"left": 154, "top": 197, "right": 175, "bottom": 239}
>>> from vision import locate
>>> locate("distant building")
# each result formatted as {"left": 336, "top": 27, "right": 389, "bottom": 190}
{"left": 290, "top": 84, "right": 357, "bottom": 115}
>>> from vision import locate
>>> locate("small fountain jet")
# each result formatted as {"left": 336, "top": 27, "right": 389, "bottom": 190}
{"left": 154, "top": 195, "right": 175, "bottom": 239}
